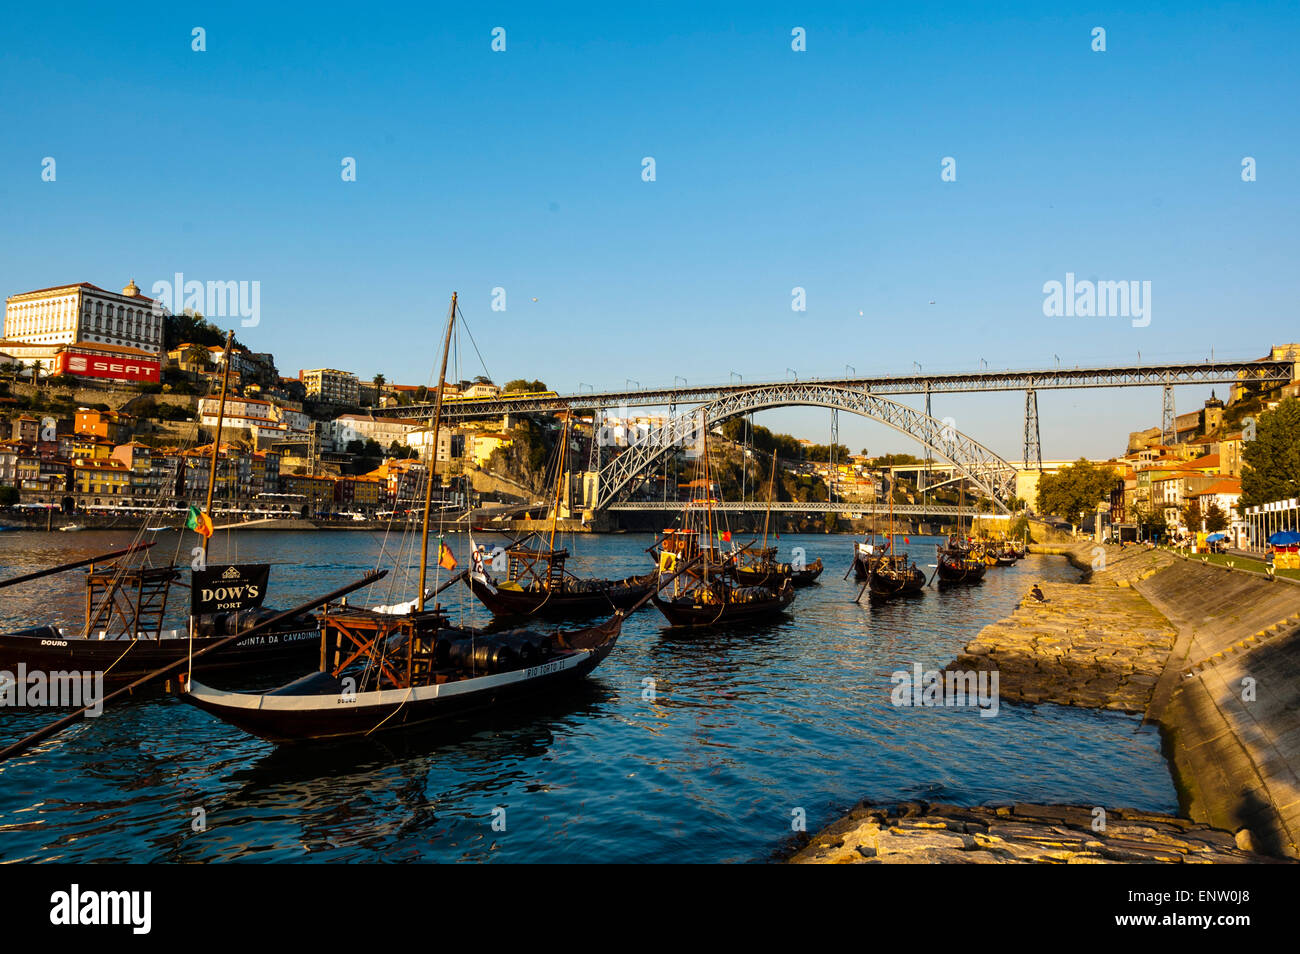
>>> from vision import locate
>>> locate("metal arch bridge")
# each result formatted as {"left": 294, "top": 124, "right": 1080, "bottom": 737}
{"left": 590, "top": 383, "right": 1019, "bottom": 514}
{"left": 417, "top": 359, "right": 1293, "bottom": 418}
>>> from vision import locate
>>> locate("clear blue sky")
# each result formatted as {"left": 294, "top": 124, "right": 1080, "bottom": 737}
{"left": 2, "top": 2, "right": 1296, "bottom": 461}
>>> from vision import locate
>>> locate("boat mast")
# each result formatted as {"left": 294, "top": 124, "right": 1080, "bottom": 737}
{"left": 761, "top": 449, "right": 776, "bottom": 550}
{"left": 417, "top": 293, "right": 457, "bottom": 613}
{"left": 202, "top": 330, "right": 235, "bottom": 560}
{"left": 701, "top": 411, "right": 713, "bottom": 584}
{"left": 548, "top": 414, "right": 570, "bottom": 553}
{"left": 888, "top": 467, "right": 896, "bottom": 557}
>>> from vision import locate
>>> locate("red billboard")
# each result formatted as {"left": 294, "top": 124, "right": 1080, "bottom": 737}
{"left": 57, "top": 349, "right": 160, "bottom": 383}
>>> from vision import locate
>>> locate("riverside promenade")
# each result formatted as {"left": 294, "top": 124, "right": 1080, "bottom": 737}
{"left": 793, "top": 543, "right": 1300, "bottom": 863}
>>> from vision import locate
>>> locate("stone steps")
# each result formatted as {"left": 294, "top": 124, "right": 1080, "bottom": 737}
{"left": 1185, "top": 613, "right": 1300, "bottom": 676}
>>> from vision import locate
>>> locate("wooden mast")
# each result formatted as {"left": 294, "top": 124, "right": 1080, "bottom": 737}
{"left": 701, "top": 410, "right": 713, "bottom": 584}
{"left": 761, "top": 449, "right": 777, "bottom": 550}
{"left": 202, "top": 330, "right": 235, "bottom": 559}
{"left": 548, "top": 414, "right": 570, "bottom": 553}
{"left": 417, "top": 293, "right": 457, "bottom": 613}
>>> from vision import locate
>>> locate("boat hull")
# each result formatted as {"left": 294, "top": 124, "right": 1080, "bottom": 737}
{"left": 0, "top": 622, "right": 320, "bottom": 687}
{"left": 465, "top": 573, "right": 655, "bottom": 619}
{"left": 936, "top": 554, "right": 987, "bottom": 585}
{"left": 652, "top": 586, "right": 795, "bottom": 627}
{"left": 867, "top": 568, "right": 927, "bottom": 599}
{"left": 183, "top": 618, "right": 621, "bottom": 742}
{"left": 791, "top": 560, "right": 824, "bottom": 587}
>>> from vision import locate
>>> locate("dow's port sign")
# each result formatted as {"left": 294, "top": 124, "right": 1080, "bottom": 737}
{"left": 192, "top": 564, "right": 271, "bottom": 615}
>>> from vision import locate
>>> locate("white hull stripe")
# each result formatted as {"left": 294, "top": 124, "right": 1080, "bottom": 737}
{"left": 187, "top": 649, "right": 591, "bottom": 712}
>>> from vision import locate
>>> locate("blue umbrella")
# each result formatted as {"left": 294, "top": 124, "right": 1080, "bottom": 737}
{"left": 1267, "top": 530, "right": 1300, "bottom": 546}
{"left": 1205, "top": 532, "right": 1227, "bottom": 541}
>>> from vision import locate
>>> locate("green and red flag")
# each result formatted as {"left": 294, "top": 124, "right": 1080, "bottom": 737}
{"left": 185, "top": 505, "right": 213, "bottom": 539}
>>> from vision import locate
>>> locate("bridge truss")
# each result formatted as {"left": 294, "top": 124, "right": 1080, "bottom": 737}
{"left": 593, "top": 383, "right": 1019, "bottom": 514}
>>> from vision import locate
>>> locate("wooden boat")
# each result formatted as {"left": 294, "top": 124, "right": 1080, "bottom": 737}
{"left": 731, "top": 452, "right": 823, "bottom": 588}
{"left": 466, "top": 544, "right": 656, "bottom": 618}
{"left": 854, "top": 481, "right": 926, "bottom": 601}
{"left": 184, "top": 605, "right": 623, "bottom": 742}
{"left": 650, "top": 418, "right": 796, "bottom": 628}
{"left": 653, "top": 577, "right": 794, "bottom": 627}
{"left": 183, "top": 293, "right": 627, "bottom": 741}
{"left": 465, "top": 416, "right": 656, "bottom": 619}
{"left": 935, "top": 479, "right": 987, "bottom": 586}
{"left": 935, "top": 539, "right": 987, "bottom": 584}
{"left": 865, "top": 553, "right": 927, "bottom": 599}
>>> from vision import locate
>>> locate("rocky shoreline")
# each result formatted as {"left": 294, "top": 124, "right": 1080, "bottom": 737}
{"left": 789, "top": 801, "right": 1284, "bottom": 864}
{"left": 946, "top": 547, "right": 1178, "bottom": 712}
{"left": 794, "top": 542, "right": 1300, "bottom": 863}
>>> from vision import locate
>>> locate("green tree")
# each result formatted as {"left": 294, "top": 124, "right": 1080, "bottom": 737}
{"left": 373, "top": 373, "right": 386, "bottom": 387}
{"left": 503, "top": 379, "right": 548, "bottom": 393}
{"left": 1131, "top": 500, "right": 1167, "bottom": 538}
{"left": 1035, "top": 458, "right": 1118, "bottom": 524}
{"left": 1241, "top": 397, "right": 1300, "bottom": 508}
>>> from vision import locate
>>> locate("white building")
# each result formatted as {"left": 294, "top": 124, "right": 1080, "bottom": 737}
{"left": 4, "top": 280, "right": 164, "bottom": 356}
{"left": 325, "top": 413, "right": 421, "bottom": 453}
{"left": 199, "top": 396, "right": 311, "bottom": 441}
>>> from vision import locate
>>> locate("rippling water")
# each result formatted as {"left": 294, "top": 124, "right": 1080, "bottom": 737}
{"left": 0, "top": 529, "right": 1176, "bottom": 863}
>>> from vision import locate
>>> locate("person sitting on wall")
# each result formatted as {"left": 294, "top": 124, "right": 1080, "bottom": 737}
{"left": 1028, "top": 583, "right": 1048, "bottom": 603}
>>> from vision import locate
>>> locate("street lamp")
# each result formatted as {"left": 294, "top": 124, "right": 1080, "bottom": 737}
{"left": 845, "top": 364, "right": 855, "bottom": 377}
{"left": 913, "top": 362, "right": 921, "bottom": 374}
{"left": 674, "top": 376, "right": 687, "bottom": 388}
{"left": 626, "top": 378, "right": 640, "bottom": 390}
{"left": 786, "top": 368, "right": 797, "bottom": 381}
{"left": 729, "top": 371, "right": 742, "bottom": 385}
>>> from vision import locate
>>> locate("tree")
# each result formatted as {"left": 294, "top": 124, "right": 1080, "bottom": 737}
{"left": 1241, "top": 397, "right": 1300, "bottom": 508}
{"left": 1184, "top": 499, "right": 1230, "bottom": 532}
{"left": 1205, "top": 502, "right": 1229, "bottom": 532}
{"left": 1035, "top": 458, "right": 1118, "bottom": 524}
{"left": 373, "top": 373, "right": 386, "bottom": 387}
{"left": 1131, "top": 500, "right": 1167, "bottom": 538}
{"left": 503, "top": 379, "right": 547, "bottom": 393}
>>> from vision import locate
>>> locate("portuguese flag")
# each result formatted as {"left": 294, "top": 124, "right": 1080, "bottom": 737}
{"left": 717, "top": 530, "right": 732, "bottom": 543}
{"left": 186, "top": 505, "right": 213, "bottom": 539}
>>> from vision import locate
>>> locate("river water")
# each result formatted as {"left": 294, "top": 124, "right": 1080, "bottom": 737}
{"left": 0, "top": 529, "right": 1176, "bottom": 863}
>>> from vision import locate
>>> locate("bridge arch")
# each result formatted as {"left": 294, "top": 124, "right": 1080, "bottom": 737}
{"left": 593, "top": 383, "right": 1018, "bottom": 513}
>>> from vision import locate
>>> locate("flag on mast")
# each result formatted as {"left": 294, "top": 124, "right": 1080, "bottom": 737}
{"left": 185, "top": 505, "right": 213, "bottom": 539}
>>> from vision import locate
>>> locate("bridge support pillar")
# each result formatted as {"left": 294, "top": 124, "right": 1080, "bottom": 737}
{"left": 1023, "top": 388, "right": 1042, "bottom": 472}
{"left": 1162, "top": 385, "right": 1176, "bottom": 445}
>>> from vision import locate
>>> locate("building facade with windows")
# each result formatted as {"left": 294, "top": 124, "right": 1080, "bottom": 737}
{"left": 4, "top": 280, "right": 164, "bottom": 356}
{"left": 299, "top": 368, "right": 360, "bottom": 406}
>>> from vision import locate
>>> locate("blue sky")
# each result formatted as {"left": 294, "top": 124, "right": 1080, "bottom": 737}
{"left": 2, "top": 1, "right": 1296, "bottom": 461}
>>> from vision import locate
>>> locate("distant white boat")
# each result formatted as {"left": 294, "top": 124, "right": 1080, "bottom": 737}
{"left": 58, "top": 524, "right": 85, "bottom": 532}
